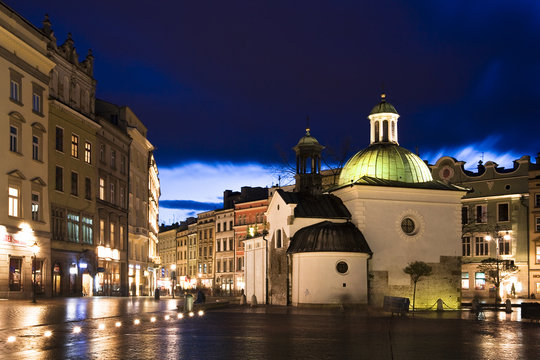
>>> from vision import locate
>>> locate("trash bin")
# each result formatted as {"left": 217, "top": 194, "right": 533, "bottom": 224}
{"left": 185, "top": 293, "right": 194, "bottom": 312}
{"left": 154, "top": 288, "right": 160, "bottom": 300}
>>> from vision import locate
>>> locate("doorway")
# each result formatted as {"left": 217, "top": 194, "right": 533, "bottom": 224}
{"left": 82, "top": 273, "right": 93, "bottom": 296}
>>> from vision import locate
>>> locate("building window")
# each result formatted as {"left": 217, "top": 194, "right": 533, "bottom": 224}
{"left": 536, "top": 244, "right": 540, "bottom": 264}
{"left": 9, "top": 125, "right": 18, "bottom": 152}
{"left": 9, "top": 258, "right": 22, "bottom": 291}
{"left": 536, "top": 217, "right": 540, "bottom": 233}
{"left": 32, "top": 135, "right": 39, "bottom": 160}
{"left": 475, "top": 272, "right": 486, "bottom": 290}
{"left": 217, "top": 241, "right": 221, "bottom": 252}
{"left": 401, "top": 218, "right": 416, "bottom": 235}
{"left": 276, "top": 229, "right": 282, "bottom": 248}
{"left": 498, "top": 236, "right": 511, "bottom": 256}
{"left": 535, "top": 194, "right": 540, "bottom": 208}
{"left": 121, "top": 156, "right": 126, "bottom": 174}
{"left": 71, "top": 134, "right": 79, "bottom": 158}
{"left": 461, "top": 206, "right": 469, "bottom": 225}
{"left": 71, "top": 172, "right": 78, "bottom": 196}
{"left": 84, "top": 142, "right": 91, "bottom": 164}
{"left": 229, "top": 259, "right": 233, "bottom": 273}
{"left": 31, "top": 193, "right": 40, "bottom": 221}
{"left": 8, "top": 186, "right": 20, "bottom": 217}
{"left": 336, "top": 261, "right": 348, "bottom": 274}
{"left": 497, "top": 203, "right": 509, "bottom": 222}
{"left": 217, "top": 223, "right": 221, "bottom": 233}
{"left": 99, "top": 178, "right": 105, "bottom": 200}
{"left": 82, "top": 217, "right": 93, "bottom": 244}
{"left": 120, "top": 226, "right": 124, "bottom": 250}
{"left": 9, "top": 70, "right": 22, "bottom": 103}
{"left": 475, "top": 205, "right": 487, "bottom": 223}
{"left": 85, "top": 178, "right": 91, "bottom": 200}
{"left": 462, "top": 237, "right": 471, "bottom": 256}
{"left": 475, "top": 236, "right": 488, "bottom": 256}
{"left": 55, "top": 166, "right": 63, "bottom": 192}
{"left": 217, "top": 260, "right": 221, "bottom": 273}
{"left": 99, "top": 219, "right": 105, "bottom": 245}
{"left": 461, "top": 272, "right": 470, "bottom": 290}
{"left": 229, "top": 238, "right": 233, "bottom": 251}
{"left": 111, "top": 150, "right": 116, "bottom": 169}
{"left": 100, "top": 144, "right": 105, "bottom": 162}
{"left": 67, "top": 213, "right": 80, "bottom": 242}
{"left": 119, "top": 186, "right": 125, "bottom": 208}
{"left": 55, "top": 127, "right": 64, "bottom": 152}
{"left": 237, "top": 257, "right": 242, "bottom": 271}
{"left": 110, "top": 183, "right": 115, "bottom": 204}
{"left": 110, "top": 223, "right": 115, "bottom": 248}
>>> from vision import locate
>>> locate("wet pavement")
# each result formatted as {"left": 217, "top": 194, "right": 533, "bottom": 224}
{"left": 0, "top": 297, "right": 539, "bottom": 359}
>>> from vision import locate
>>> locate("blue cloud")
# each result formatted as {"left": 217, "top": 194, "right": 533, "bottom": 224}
{"left": 160, "top": 200, "right": 222, "bottom": 211}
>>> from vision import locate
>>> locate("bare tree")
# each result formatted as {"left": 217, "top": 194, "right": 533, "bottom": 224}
{"left": 404, "top": 261, "right": 433, "bottom": 312}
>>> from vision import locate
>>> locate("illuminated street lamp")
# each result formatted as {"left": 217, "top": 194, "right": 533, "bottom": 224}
{"left": 485, "top": 231, "right": 512, "bottom": 303}
{"left": 31, "top": 242, "right": 39, "bottom": 303}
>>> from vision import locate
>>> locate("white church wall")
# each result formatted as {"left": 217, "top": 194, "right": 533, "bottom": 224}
{"left": 244, "top": 236, "right": 266, "bottom": 304}
{"left": 291, "top": 252, "right": 369, "bottom": 305}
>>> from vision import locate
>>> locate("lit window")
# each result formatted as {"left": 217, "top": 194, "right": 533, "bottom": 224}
{"left": 32, "top": 135, "right": 39, "bottom": 160}
{"left": 100, "top": 219, "right": 105, "bottom": 245}
{"left": 67, "top": 213, "right": 80, "bottom": 242}
{"left": 110, "top": 223, "right": 115, "bottom": 248}
{"left": 99, "top": 178, "right": 105, "bottom": 200}
{"left": 8, "top": 186, "right": 19, "bottom": 217}
{"left": 536, "top": 244, "right": 540, "bottom": 264}
{"left": 475, "top": 272, "right": 485, "bottom": 290}
{"left": 84, "top": 142, "right": 91, "bottom": 164}
{"left": 462, "top": 272, "right": 470, "bottom": 290}
{"left": 71, "top": 134, "right": 79, "bottom": 158}
{"left": 110, "top": 183, "right": 115, "bottom": 204}
{"left": 82, "top": 217, "right": 93, "bottom": 244}
{"left": 31, "top": 193, "right": 40, "bottom": 221}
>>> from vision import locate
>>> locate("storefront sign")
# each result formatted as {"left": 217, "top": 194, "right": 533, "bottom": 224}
{"left": 97, "top": 267, "right": 106, "bottom": 273}
{"left": 97, "top": 246, "right": 120, "bottom": 260}
{"left": 3, "top": 234, "right": 26, "bottom": 246}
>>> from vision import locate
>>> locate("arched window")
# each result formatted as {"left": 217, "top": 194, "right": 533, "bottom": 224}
{"left": 382, "top": 120, "right": 389, "bottom": 142}
{"left": 276, "top": 229, "right": 282, "bottom": 248}
{"left": 391, "top": 121, "right": 396, "bottom": 141}
{"left": 374, "top": 121, "right": 380, "bottom": 142}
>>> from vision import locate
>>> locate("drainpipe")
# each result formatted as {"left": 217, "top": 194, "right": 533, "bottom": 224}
{"left": 521, "top": 195, "right": 530, "bottom": 298}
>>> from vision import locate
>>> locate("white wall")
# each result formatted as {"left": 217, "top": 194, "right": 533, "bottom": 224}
{"left": 244, "top": 236, "right": 266, "bottom": 303}
{"left": 291, "top": 252, "right": 369, "bottom": 305}
{"left": 335, "top": 185, "right": 464, "bottom": 286}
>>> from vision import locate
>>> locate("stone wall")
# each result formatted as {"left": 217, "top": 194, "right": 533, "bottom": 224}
{"left": 369, "top": 256, "right": 461, "bottom": 310}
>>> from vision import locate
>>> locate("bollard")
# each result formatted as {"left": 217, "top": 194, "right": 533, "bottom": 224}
{"left": 505, "top": 299, "right": 512, "bottom": 313}
{"left": 184, "top": 293, "right": 194, "bottom": 312}
{"left": 251, "top": 294, "right": 258, "bottom": 307}
{"left": 240, "top": 293, "right": 247, "bottom": 305}
{"left": 436, "top": 298, "right": 444, "bottom": 312}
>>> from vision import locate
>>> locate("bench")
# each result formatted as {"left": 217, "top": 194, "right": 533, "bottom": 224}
{"left": 383, "top": 296, "right": 410, "bottom": 316}
{"left": 521, "top": 303, "right": 540, "bottom": 322}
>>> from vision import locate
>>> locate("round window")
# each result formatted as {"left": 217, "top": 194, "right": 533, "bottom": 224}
{"left": 336, "top": 261, "right": 348, "bottom": 274}
{"left": 401, "top": 218, "right": 416, "bottom": 235}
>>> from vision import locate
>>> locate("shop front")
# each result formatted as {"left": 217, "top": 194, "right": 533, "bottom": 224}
{"left": 95, "top": 246, "right": 123, "bottom": 296}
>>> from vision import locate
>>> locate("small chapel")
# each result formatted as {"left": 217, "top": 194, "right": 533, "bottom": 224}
{"left": 245, "top": 94, "right": 467, "bottom": 308}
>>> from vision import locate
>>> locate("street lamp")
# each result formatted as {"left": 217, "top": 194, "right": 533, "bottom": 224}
{"left": 261, "top": 230, "right": 269, "bottom": 305}
{"left": 31, "top": 242, "right": 39, "bottom": 303}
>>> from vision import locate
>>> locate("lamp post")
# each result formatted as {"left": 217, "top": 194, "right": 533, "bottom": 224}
{"left": 31, "top": 242, "right": 39, "bottom": 303}
{"left": 261, "top": 230, "right": 269, "bottom": 305}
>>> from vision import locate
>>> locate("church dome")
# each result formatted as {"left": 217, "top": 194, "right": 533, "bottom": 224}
{"left": 369, "top": 94, "right": 398, "bottom": 115}
{"left": 294, "top": 128, "right": 323, "bottom": 149}
{"left": 338, "top": 143, "right": 433, "bottom": 185}
{"left": 287, "top": 221, "right": 371, "bottom": 254}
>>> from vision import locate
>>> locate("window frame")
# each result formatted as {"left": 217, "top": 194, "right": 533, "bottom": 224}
{"left": 55, "top": 126, "right": 64, "bottom": 152}
{"left": 475, "top": 272, "right": 486, "bottom": 290}
{"left": 461, "top": 272, "right": 470, "bottom": 290}
{"left": 9, "top": 69, "right": 22, "bottom": 104}
{"left": 475, "top": 204, "right": 487, "bottom": 224}
{"left": 462, "top": 236, "right": 471, "bottom": 256}
{"left": 84, "top": 142, "right": 92, "bottom": 164}
{"left": 55, "top": 166, "right": 64, "bottom": 192}
{"left": 31, "top": 192, "right": 40, "bottom": 221}
{"left": 85, "top": 177, "right": 92, "bottom": 200}
{"left": 8, "top": 185, "right": 20, "bottom": 217}
{"left": 71, "top": 171, "right": 79, "bottom": 196}
{"left": 497, "top": 202, "right": 510, "bottom": 222}
{"left": 475, "top": 236, "right": 489, "bottom": 256}
{"left": 71, "top": 134, "right": 79, "bottom": 158}
{"left": 9, "top": 124, "right": 19, "bottom": 153}
{"left": 31, "top": 82, "right": 44, "bottom": 115}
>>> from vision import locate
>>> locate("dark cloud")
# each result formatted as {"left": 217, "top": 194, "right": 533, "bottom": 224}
{"left": 7, "top": 0, "right": 540, "bottom": 168}
{"left": 159, "top": 200, "right": 222, "bottom": 211}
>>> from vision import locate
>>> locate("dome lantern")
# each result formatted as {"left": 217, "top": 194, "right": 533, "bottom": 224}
{"left": 293, "top": 127, "right": 325, "bottom": 195}
{"left": 368, "top": 94, "right": 400, "bottom": 145}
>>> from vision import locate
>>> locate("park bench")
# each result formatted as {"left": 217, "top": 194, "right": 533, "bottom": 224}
{"left": 521, "top": 303, "right": 540, "bottom": 322}
{"left": 383, "top": 296, "right": 410, "bottom": 316}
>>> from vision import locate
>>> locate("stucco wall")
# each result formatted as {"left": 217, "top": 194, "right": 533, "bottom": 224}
{"left": 291, "top": 252, "right": 368, "bottom": 305}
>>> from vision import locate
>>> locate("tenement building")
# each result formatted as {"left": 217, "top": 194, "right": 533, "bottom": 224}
{"left": 196, "top": 210, "right": 215, "bottom": 288}
{"left": 432, "top": 155, "right": 532, "bottom": 299}
{"left": 0, "top": 3, "right": 55, "bottom": 299}
{"left": 529, "top": 156, "right": 540, "bottom": 297}
{"left": 44, "top": 18, "right": 99, "bottom": 297}
{"left": 214, "top": 208, "right": 235, "bottom": 294}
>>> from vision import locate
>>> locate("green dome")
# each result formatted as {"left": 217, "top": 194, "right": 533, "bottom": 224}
{"left": 295, "top": 129, "right": 321, "bottom": 147}
{"left": 338, "top": 143, "right": 433, "bottom": 185}
{"left": 369, "top": 94, "right": 398, "bottom": 115}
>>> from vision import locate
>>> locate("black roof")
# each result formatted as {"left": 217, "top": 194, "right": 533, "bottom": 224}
{"left": 331, "top": 176, "right": 468, "bottom": 191}
{"left": 287, "top": 221, "right": 372, "bottom": 254}
{"left": 276, "top": 189, "right": 351, "bottom": 219}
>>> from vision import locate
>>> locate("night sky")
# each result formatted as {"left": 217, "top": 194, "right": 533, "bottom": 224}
{"left": 6, "top": 1, "right": 540, "bottom": 223}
